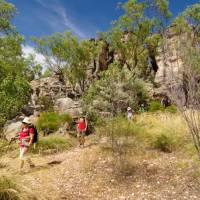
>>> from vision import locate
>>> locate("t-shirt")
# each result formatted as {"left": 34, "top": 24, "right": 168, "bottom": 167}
{"left": 19, "top": 127, "right": 34, "bottom": 147}
{"left": 78, "top": 121, "right": 86, "bottom": 130}
{"left": 127, "top": 111, "right": 133, "bottom": 120}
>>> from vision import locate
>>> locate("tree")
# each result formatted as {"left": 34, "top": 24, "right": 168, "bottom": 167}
{"left": 0, "top": 0, "right": 31, "bottom": 128}
{"left": 104, "top": 0, "right": 171, "bottom": 77}
{"left": 33, "top": 32, "right": 102, "bottom": 92}
{"left": 82, "top": 62, "right": 148, "bottom": 116}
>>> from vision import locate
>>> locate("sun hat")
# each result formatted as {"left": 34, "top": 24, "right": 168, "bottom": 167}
{"left": 127, "top": 107, "right": 132, "bottom": 111}
{"left": 22, "top": 117, "right": 31, "bottom": 124}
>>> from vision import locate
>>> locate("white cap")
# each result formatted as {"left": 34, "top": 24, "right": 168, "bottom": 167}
{"left": 22, "top": 117, "right": 31, "bottom": 124}
{"left": 127, "top": 107, "right": 132, "bottom": 111}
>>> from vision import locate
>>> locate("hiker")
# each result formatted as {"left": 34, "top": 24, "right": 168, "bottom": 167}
{"left": 11, "top": 117, "right": 36, "bottom": 170}
{"left": 127, "top": 107, "right": 133, "bottom": 120}
{"left": 77, "top": 116, "right": 87, "bottom": 147}
{"left": 161, "top": 96, "right": 170, "bottom": 108}
{"left": 140, "top": 103, "right": 145, "bottom": 113}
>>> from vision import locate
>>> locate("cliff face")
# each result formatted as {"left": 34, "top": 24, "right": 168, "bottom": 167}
{"left": 154, "top": 26, "right": 191, "bottom": 105}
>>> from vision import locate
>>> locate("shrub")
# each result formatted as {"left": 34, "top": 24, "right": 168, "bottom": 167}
{"left": 59, "top": 113, "right": 73, "bottom": 125}
{"left": 37, "top": 112, "right": 60, "bottom": 133}
{"left": 153, "top": 134, "right": 174, "bottom": 153}
{"left": 165, "top": 105, "right": 177, "bottom": 113}
{"left": 31, "top": 135, "right": 75, "bottom": 154}
{"left": 37, "top": 96, "right": 54, "bottom": 111}
{"left": 85, "top": 111, "right": 104, "bottom": 134}
{"left": 149, "top": 100, "right": 164, "bottom": 112}
{"left": 36, "top": 112, "right": 72, "bottom": 133}
{"left": 0, "top": 177, "right": 20, "bottom": 200}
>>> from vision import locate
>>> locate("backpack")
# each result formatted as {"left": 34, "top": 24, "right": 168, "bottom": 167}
{"left": 29, "top": 125, "right": 39, "bottom": 144}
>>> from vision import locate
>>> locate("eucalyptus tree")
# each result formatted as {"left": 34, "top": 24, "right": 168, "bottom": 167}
{"left": 0, "top": 0, "right": 31, "bottom": 128}
{"left": 105, "top": 0, "right": 171, "bottom": 77}
{"left": 33, "top": 32, "right": 102, "bottom": 92}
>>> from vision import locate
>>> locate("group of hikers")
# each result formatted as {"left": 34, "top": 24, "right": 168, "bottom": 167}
{"left": 10, "top": 101, "right": 166, "bottom": 171}
{"left": 10, "top": 115, "right": 88, "bottom": 171}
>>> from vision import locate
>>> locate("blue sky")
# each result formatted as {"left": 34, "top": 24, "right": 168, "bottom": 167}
{"left": 9, "top": 0, "right": 200, "bottom": 41}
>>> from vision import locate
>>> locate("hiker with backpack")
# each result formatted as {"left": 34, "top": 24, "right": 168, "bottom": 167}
{"left": 77, "top": 116, "right": 87, "bottom": 147}
{"left": 10, "top": 117, "right": 38, "bottom": 170}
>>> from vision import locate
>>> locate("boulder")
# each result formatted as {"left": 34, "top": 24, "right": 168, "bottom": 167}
{"left": 54, "top": 97, "right": 82, "bottom": 117}
{"left": 3, "top": 121, "right": 21, "bottom": 141}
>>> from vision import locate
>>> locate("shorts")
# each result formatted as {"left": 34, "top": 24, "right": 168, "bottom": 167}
{"left": 77, "top": 130, "right": 85, "bottom": 138}
{"left": 19, "top": 147, "right": 28, "bottom": 160}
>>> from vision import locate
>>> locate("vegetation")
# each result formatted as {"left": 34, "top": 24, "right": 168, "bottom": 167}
{"left": 0, "top": 0, "right": 34, "bottom": 128}
{"left": 31, "top": 135, "right": 75, "bottom": 154}
{"left": 36, "top": 112, "right": 72, "bottom": 133}
{"left": 82, "top": 63, "right": 148, "bottom": 115}
{"left": 0, "top": 176, "right": 20, "bottom": 200}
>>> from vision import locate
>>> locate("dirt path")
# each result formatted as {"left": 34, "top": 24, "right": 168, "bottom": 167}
{"left": 1, "top": 137, "right": 200, "bottom": 200}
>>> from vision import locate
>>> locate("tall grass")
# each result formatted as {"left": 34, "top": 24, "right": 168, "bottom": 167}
{"left": 0, "top": 177, "right": 20, "bottom": 200}
{"left": 31, "top": 135, "right": 76, "bottom": 154}
{"left": 136, "top": 112, "right": 190, "bottom": 152}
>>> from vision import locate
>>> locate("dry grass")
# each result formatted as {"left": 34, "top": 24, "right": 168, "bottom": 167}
{"left": 135, "top": 112, "right": 192, "bottom": 152}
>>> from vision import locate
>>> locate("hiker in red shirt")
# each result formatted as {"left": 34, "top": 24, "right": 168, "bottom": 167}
{"left": 77, "top": 117, "right": 87, "bottom": 147}
{"left": 15, "top": 117, "right": 35, "bottom": 170}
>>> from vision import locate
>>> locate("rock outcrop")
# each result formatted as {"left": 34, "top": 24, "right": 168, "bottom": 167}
{"left": 54, "top": 97, "right": 82, "bottom": 117}
{"left": 153, "top": 26, "right": 191, "bottom": 104}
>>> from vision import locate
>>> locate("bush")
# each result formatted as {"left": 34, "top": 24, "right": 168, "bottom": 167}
{"left": 37, "top": 96, "right": 54, "bottom": 111}
{"left": 165, "top": 105, "right": 177, "bottom": 113}
{"left": 59, "top": 113, "right": 72, "bottom": 125}
{"left": 85, "top": 111, "right": 104, "bottom": 134}
{"left": 153, "top": 134, "right": 174, "bottom": 153}
{"left": 0, "top": 177, "right": 20, "bottom": 200}
{"left": 31, "top": 135, "right": 75, "bottom": 154}
{"left": 36, "top": 112, "right": 72, "bottom": 133}
{"left": 149, "top": 100, "right": 164, "bottom": 112}
{"left": 97, "top": 116, "right": 140, "bottom": 140}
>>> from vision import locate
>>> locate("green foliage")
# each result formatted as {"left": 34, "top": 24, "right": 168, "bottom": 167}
{"left": 83, "top": 63, "right": 148, "bottom": 115}
{"left": 30, "top": 135, "right": 75, "bottom": 154}
{"left": 36, "top": 112, "right": 72, "bottom": 133}
{"left": 85, "top": 111, "right": 104, "bottom": 133}
{"left": 149, "top": 100, "right": 164, "bottom": 112}
{"left": 42, "top": 69, "right": 53, "bottom": 78}
{"left": 165, "top": 105, "right": 177, "bottom": 113}
{"left": 0, "top": 0, "right": 16, "bottom": 33}
{"left": 0, "top": 1, "right": 32, "bottom": 127}
{"left": 24, "top": 54, "right": 42, "bottom": 80}
{"left": 33, "top": 32, "right": 102, "bottom": 92}
{"left": 0, "top": 176, "right": 20, "bottom": 200}
{"left": 103, "top": 0, "right": 171, "bottom": 76}
{"left": 59, "top": 113, "right": 73, "bottom": 125}
{"left": 97, "top": 116, "right": 141, "bottom": 141}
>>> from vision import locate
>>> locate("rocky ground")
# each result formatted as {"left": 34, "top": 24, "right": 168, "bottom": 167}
{"left": 1, "top": 135, "right": 200, "bottom": 200}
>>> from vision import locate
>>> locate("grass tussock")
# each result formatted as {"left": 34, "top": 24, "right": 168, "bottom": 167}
{"left": 136, "top": 112, "right": 189, "bottom": 152}
{"left": 0, "top": 177, "right": 20, "bottom": 200}
{"left": 31, "top": 135, "right": 76, "bottom": 155}
{"left": 0, "top": 140, "right": 17, "bottom": 157}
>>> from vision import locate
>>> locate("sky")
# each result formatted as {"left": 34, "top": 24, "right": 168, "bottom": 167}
{"left": 7, "top": 0, "right": 199, "bottom": 63}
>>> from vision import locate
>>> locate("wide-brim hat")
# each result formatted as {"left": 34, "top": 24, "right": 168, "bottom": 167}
{"left": 127, "top": 107, "right": 132, "bottom": 111}
{"left": 22, "top": 117, "right": 31, "bottom": 124}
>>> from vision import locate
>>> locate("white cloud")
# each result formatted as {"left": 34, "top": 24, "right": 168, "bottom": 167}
{"left": 22, "top": 45, "right": 45, "bottom": 66}
{"left": 35, "top": 0, "right": 88, "bottom": 38}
